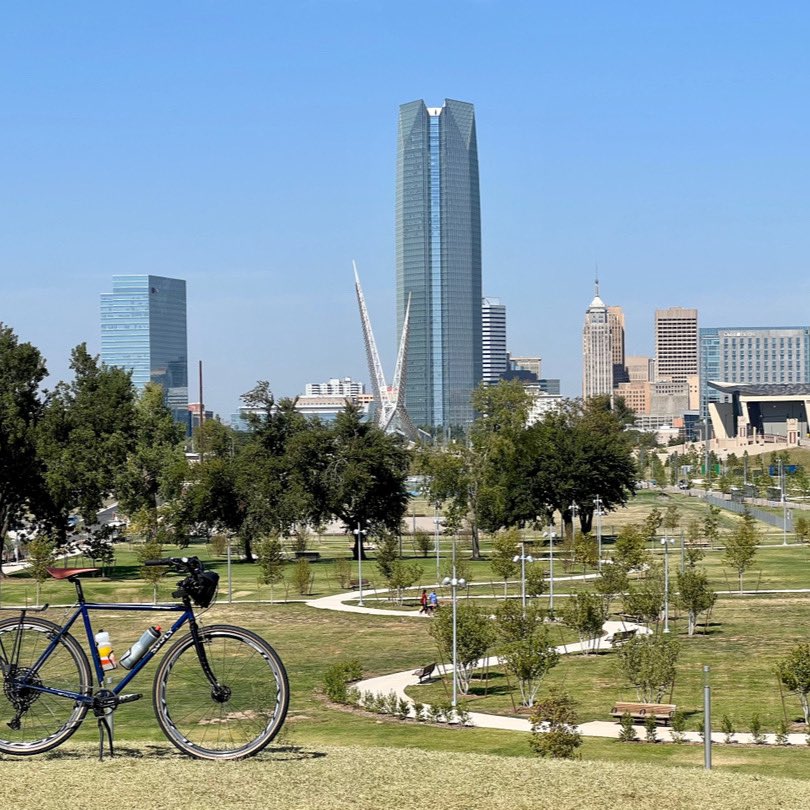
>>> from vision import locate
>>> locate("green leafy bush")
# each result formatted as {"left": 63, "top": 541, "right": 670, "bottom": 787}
{"left": 323, "top": 660, "right": 363, "bottom": 703}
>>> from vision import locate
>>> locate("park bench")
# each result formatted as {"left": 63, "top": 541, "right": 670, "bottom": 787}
{"left": 349, "top": 578, "right": 371, "bottom": 589}
{"left": 686, "top": 539, "right": 711, "bottom": 548}
{"left": 412, "top": 663, "right": 437, "bottom": 683}
{"left": 611, "top": 702, "right": 677, "bottom": 725}
{"left": 607, "top": 628, "right": 637, "bottom": 647}
{"left": 295, "top": 550, "right": 321, "bottom": 561}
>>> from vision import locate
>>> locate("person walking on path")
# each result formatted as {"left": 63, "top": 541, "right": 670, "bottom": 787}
{"left": 419, "top": 589, "right": 429, "bottom": 614}
{"left": 428, "top": 590, "right": 439, "bottom": 614}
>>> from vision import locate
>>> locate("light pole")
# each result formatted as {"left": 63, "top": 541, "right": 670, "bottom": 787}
{"left": 227, "top": 536, "right": 233, "bottom": 603}
{"left": 433, "top": 503, "right": 442, "bottom": 583}
{"left": 593, "top": 495, "right": 603, "bottom": 570}
{"left": 544, "top": 530, "right": 557, "bottom": 615}
{"left": 353, "top": 522, "right": 368, "bottom": 607}
{"left": 780, "top": 459, "right": 788, "bottom": 546}
{"left": 442, "top": 571, "right": 467, "bottom": 708}
{"left": 569, "top": 501, "right": 579, "bottom": 546}
{"left": 512, "top": 542, "right": 534, "bottom": 615}
{"left": 661, "top": 536, "right": 675, "bottom": 633}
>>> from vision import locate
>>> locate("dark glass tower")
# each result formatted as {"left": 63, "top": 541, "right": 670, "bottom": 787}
{"left": 101, "top": 275, "right": 189, "bottom": 422}
{"left": 396, "top": 99, "right": 482, "bottom": 430}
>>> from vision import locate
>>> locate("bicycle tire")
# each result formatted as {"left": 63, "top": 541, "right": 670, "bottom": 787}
{"left": 152, "top": 624, "right": 289, "bottom": 760}
{"left": 0, "top": 617, "right": 91, "bottom": 755}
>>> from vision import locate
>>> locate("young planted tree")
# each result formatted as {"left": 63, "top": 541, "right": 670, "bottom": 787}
{"left": 594, "top": 562, "right": 629, "bottom": 615}
{"left": 675, "top": 568, "right": 717, "bottom": 636}
{"left": 723, "top": 508, "right": 759, "bottom": 593}
{"left": 387, "top": 560, "right": 423, "bottom": 604}
{"left": 529, "top": 688, "right": 582, "bottom": 759}
{"left": 495, "top": 602, "right": 559, "bottom": 707}
{"left": 622, "top": 571, "right": 665, "bottom": 628}
{"left": 429, "top": 602, "right": 495, "bottom": 694}
{"left": 560, "top": 591, "right": 607, "bottom": 654}
{"left": 703, "top": 504, "right": 721, "bottom": 548}
{"left": 663, "top": 503, "right": 681, "bottom": 534}
{"left": 375, "top": 531, "right": 400, "bottom": 583}
{"left": 619, "top": 633, "right": 680, "bottom": 703}
{"left": 794, "top": 515, "right": 810, "bottom": 544}
{"left": 490, "top": 529, "right": 520, "bottom": 597}
{"left": 641, "top": 507, "right": 663, "bottom": 545}
{"left": 257, "top": 536, "right": 285, "bottom": 601}
{"left": 613, "top": 524, "right": 648, "bottom": 570}
{"left": 776, "top": 643, "right": 810, "bottom": 726}
{"left": 26, "top": 535, "right": 55, "bottom": 606}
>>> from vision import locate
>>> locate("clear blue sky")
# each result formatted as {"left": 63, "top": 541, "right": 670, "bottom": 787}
{"left": 2, "top": 2, "right": 809, "bottom": 417}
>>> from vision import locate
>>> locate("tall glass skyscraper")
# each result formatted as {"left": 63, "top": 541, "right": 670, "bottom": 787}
{"left": 396, "top": 99, "right": 482, "bottom": 430}
{"left": 101, "top": 275, "right": 188, "bottom": 421}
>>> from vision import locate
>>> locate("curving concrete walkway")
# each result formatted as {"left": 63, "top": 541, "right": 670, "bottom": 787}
{"left": 308, "top": 586, "right": 809, "bottom": 746}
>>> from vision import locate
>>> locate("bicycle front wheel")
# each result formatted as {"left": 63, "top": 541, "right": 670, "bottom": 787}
{"left": 0, "top": 617, "right": 91, "bottom": 755}
{"left": 153, "top": 624, "right": 289, "bottom": 760}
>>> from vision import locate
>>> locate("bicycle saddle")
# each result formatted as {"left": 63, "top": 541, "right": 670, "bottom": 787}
{"left": 46, "top": 567, "right": 99, "bottom": 580}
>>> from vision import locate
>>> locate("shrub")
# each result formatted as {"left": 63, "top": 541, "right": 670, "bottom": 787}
{"left": 721, "top": 714, "right": 735, "bottom": 744}
{"left": 750, "top": 713, "right": 765, "bottom": 745}
{"left": 413, "top": 530, "right": 432, "bottom": 558}
{"left": 397, "top": 697, "right": 410, "bottom": 720}
{"left": 291, "top": 558, "right": 313, "bottom": 594}
{"left": 776, "top": 719, "right": 790, "bottom": 746}
{"left": 412, "top": 702, "right": 425, "bottom": 722}
{"left": 323, "top": 660, "right": 363, "bottom": 703}
{"left": 334, "top": 558, "right": 353, "bottom": 589}
{"left": 670, "top": 710, "right": 687, "bottom": 743}
{"left": 529, "top": 688, "right": 582, "bottom": 759}
{"left": 644, "top": 714, "right": 658, "bottom": 743}
{"left": 456, "top": 706, "right": 472, "bottom": 727}
{"left": 618, "top": 712, "right": 638, "bottom": 742}
{"left": 428, "top": 703, "right": 444, "bottom": 724}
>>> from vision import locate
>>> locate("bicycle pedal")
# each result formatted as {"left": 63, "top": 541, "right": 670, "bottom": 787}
{"left": 117, "top": 693, "right": 142, "bottom": 704}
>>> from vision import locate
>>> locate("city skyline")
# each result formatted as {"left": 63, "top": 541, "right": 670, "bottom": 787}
{"left": 2, "top": 4, "right": 809, "bottom": 417}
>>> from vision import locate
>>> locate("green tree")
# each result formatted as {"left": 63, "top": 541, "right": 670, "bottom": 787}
{"left": 662, "top": 503, "right": 681, "bottom": 533}
{"left": 256, "top": 536, "right": 285, "bottom": 600}
{"left": 723, "top": 507, "right": 759, "bottom": 593}
{"left": 525, "top": 564, "right": 546, "bottom": 598}
{"left": 622, "top": 571, "right": 665, "bottom": 627}
{"left": 375, "top": 531, "right": 400, "bottom": 583}
{"left": 325, "top": 405, "right": 409, "bottom": 560}
{"left": 37, "top": 345, "right": 136, "bottom": 546}
{"left": 0, "top": 324, "right": 48, "bottom": 574}
{"left": 529, "top": 688, "right": 582, "bottom": 759}
{"left": 133, "top": 517, "right": 166, "bottom": 604}
{"left": 641, "top": 507, "right": 663, "bottom": 544}
{"left": 429, "top": 602, "right": 495, "bottom": 694}
{"left": 594, "top": 562, "right": 629, "bottom": 615}
{"left": 560, "top": 591, "right": 607, "bottom": 654}
{"left": 490, "top": 528, "right": 520, "bottom": 596}
{"left": 26, "top": 534, "right": 55, "bottom": 606}
{"left": 776, "top": 644, "right": 810, "bottom": 726}
{"left": 619, "top": 633, "right": 680, "bottom": 703}
{"left": 650, "top": 454, "right": 667, "bottom": 488}
{"left": 794, "top": 515, "right": 810, "bottom": 544}
{"left": 675, "top": 568, "right": 717, "bottom": 636}
{"left": 703, "top": 504, "right": 721, "bottom": 548}
{"left": 613, "top": 524, "right": 648, "bottom": 570}
{"left": 387, "top": 560, "right": 423, "bottom": 604}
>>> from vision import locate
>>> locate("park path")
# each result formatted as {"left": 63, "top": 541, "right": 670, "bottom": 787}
{"left": 309, "top": 587, "right": 810, "bottom": 746}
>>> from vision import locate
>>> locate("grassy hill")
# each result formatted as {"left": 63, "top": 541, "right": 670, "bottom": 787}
{"left": 5, "top": 743, "right": 810, "bottom": 810}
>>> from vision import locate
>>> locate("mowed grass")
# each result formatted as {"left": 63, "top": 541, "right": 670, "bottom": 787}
{"left": 4, "top": 743, "right": 810, "bottom": 810}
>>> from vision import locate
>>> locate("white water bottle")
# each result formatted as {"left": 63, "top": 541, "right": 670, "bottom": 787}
{"left": 94, "top": 630, "right": 117, "bottom": 671}
{"left": 120, "top": 626, "right": 161, "bottom": 670}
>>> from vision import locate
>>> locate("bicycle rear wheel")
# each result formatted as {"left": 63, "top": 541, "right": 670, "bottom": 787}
{"left": 0, "top": 617, "right": 91, "bottom": 755}
{"left": 153, "top": 624, "right": 289, "bottom": 760}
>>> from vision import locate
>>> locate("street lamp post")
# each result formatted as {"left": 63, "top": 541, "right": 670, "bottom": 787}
{"left": 512, "top": 542, "right": 534, "bottom": 616}
{"left": 353, "top": 522, "right": 368, "bottom": 607}
{"left": 594, "top": 495, "right": 603, "bottom": 570}
{"left": 227, "top": 536, "right": 233, "bottom": 603}
{"left": 660, "top": 536, "right": 675, "bottom": 633}
{"left": 433, "top": 504, "right": 442, "bottom": 583}
{"left": 569, "top": 501, "right": 579, "bottom": 547}
{"left": 544, "top": 530, "right": 557, "bottom": 615}
{"left": 442, "top": 571, "right": 467, "bottom": 709}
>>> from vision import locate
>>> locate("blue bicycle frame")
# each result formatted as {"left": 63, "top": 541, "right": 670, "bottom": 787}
{"left": 20, "top": 584, "right": 195, "bottom": 705}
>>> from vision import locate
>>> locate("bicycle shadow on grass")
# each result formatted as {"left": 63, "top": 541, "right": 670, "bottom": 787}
{"left": 27, "top": 743, "right": 326, "bottom": 762}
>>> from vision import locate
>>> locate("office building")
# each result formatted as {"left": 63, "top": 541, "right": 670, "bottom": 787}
{"left": 482, "top": 298, "right": 507, "bottom": 386}
{"left": 699, "top": 326, "right": 810, "bottom": 416}
{"left": 101, "top": 275, "right": 188, "bottom": 421}
{"left": 582, "top": 282, "right": 613, "bottom": 400}
{"left": 607, "top": 306, "right": 628, "bottom": 385}
{"left": 655, "top": 307, "right": 698, "bottom": 382}
{"left": 396, "top": 99, "right": 482, "bottom": 429}
{"left": 508, "top": 356, "right": 542, "bottom": 379}
{"left": 625, "top": 355, "right": 654, "bottom": 383}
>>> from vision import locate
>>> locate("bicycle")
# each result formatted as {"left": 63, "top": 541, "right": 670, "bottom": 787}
{"left": 0, "top": 556, "right": 289, "bottom": 761}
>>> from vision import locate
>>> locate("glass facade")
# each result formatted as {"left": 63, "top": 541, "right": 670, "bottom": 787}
{"left": 699, "top": 326, "right": 810, "bottom": 416}
{"left": 101, "top": 275, "right": 188, "bottom": 422}
{"left": 396, "top": 99, "right": 482, "bottom": 430}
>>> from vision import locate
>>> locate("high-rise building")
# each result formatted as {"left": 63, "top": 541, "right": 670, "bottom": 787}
{"left": 482, "top": 298, "right": 507, "bottom": 386}
{"left": 582, "top": 282, "right": 613, "bottom": 400}
{"left": 655, "top": 307, "right": 698, "bottom": 382}
{"left": 625, "top": 355, "right": 654, "bottom": 383}
{"left": 396, "top": 99, "right": 482, "bottom": 429}
{"left": 699, "top": 326, "right": 810, "bottom": 416}
{"left": 101, "top": 275, "right": 188, "bottom": 421}
{"left": 508, "top": 356, "right": 542, "bottom": 379}
{"left": 607, "top": 306, "right": 628, "bottom": 386}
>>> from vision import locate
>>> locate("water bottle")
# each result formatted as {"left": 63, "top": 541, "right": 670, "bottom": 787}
{"left": 120, "top": 626, "right": 161, "bottom": 670}
{"left": 94, "top": 630, "right": 118, "bottom": 671}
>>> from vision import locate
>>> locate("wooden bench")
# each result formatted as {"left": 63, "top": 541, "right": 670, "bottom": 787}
{"left": 349, "top": 578, "right": 371, "bottom": 589}
{"left": 607, "top": 628, "right": 637, "bottom": 647}
{"left": 412, "top": 663, "right": 437, "bottom": 683}
{"left": 294, "top": 550, "right": 321, "bottom": 561}
{"left": 611, "top": 702, "right": 677, "bottom": 725}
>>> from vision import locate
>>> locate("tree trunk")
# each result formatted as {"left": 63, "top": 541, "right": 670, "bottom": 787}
{"left": 739, "top": 571, "right": 743, "bottom": 594}
{"left": 470, "top": 519, "right": 481, "bottom": 560}
{"left": 351, "top": 536, "right": 368, "bottom": 561}
{"left": 688, "top": 610, "right": 696, "bottom": 636}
